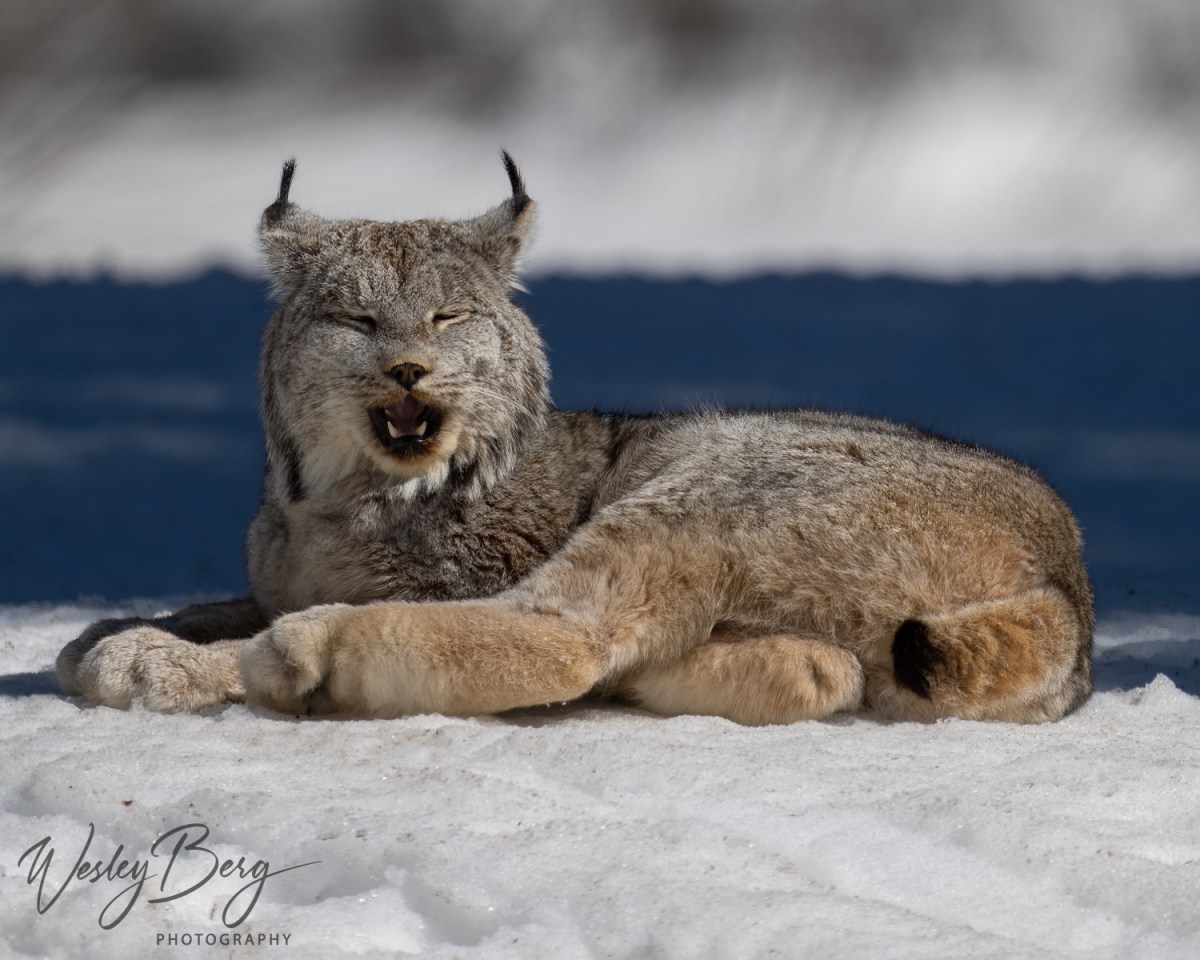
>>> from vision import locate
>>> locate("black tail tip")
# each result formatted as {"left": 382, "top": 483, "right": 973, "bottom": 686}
{"left": 892, "top": 619, "right": 941, "bottom": 700}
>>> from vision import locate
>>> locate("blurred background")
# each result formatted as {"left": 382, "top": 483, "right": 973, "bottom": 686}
{"left": 0, "top": 0, "right": 1197, "bottom": 611}
{"left": 3, "top": 0, "right": 1200, "bottom": 277}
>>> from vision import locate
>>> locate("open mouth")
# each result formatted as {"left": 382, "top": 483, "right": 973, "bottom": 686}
{"left": 368, "top": 395, "right": 444, "bottom": 454}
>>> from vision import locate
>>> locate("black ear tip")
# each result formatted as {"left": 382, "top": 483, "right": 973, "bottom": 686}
{"left": 263, "top": 158, "right": 298, "bottom": 227}
{"left": 500, "top": 150, "right": 521, "bottom": 192}
{"left": 500, "top": 150, "right": 530, "bottom": 215}
{"left": 278, "top": 158, "right": 297, "bottom": 204}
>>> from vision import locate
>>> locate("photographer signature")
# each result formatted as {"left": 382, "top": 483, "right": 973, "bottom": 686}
{"left": 18, "top": 822, "right": 318, "bottom": 929}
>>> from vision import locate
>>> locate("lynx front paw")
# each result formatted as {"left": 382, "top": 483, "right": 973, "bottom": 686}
{"left": 57, "top": 616, "right": 147, "bottom": 697}
{"left": 240, "top": 606, "right": 348, "bottom": 716}
{"left": 70, "top": 629, "right": 245, "bottom": 712}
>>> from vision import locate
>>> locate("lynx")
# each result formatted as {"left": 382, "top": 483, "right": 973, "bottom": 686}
{"left": 57, "top": 156, "right": 1094, "bottom": 724}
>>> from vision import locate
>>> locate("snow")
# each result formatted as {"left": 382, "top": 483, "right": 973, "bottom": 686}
{"left": 2, "top": 603, "right": 1199, "bottom": 958}
{"left": 6, "top": 82, "right": 1200, "bottom": 281}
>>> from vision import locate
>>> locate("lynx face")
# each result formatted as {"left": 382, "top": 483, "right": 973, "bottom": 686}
{"left": 257, "top": 158, "right": 549, "bottom": 500}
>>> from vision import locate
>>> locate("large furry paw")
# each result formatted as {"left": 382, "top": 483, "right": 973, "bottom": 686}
{"left": 57, "top": 616, "right": 149, "bottom": 697}
{"left": 67, "top": 628, "right": 245, "bottom": 712}
{"left": 240, "top": 606, "right": 349, "bottom": 716}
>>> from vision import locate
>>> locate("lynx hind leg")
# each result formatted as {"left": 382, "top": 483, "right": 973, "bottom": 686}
{"left": 71, "top": 630, "right": 247, "bottom": 712}
{"left": 621, "top": 634, "right": 865, "bottom": 726}
{"left": 876, "top": 586, "right": 1091, "bottom": 723}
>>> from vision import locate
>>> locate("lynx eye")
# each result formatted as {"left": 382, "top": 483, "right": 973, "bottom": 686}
{"left": 430, "top": 310, "right": 469, "bottom": 328}
{"left": 327, "top": 312, "right": 377, "bottom": 334}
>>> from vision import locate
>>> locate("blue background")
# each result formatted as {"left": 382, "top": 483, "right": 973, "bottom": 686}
{"left": 1, "top": 272, "right": 1196, "bottom": 612}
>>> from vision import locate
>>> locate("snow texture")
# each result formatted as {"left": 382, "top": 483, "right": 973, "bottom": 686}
{"left": 1, "top": 604, "right": 1199, "bottom": 959}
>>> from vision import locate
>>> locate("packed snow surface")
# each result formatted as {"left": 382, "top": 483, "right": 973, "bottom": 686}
{"left": 1, "top": 604, "right": 1198, "bottom": 959}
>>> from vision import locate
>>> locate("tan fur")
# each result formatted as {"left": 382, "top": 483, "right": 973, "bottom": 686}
{"left": 75, "top": 631, "right": 245, "bottom": 712}
{"left": 58, "top": 158, "right": 1094, "bottom": 724}
{"left": 242, "top": 603, "right": 602, "bottom": 718}
{"left": 866, "top": 588, "right": 1084, "bottom": 723}
{"left": 621, "top": 633, "right": 865, "bottom": 726}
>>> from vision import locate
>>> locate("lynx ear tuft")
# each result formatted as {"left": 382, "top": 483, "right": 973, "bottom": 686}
{"left": 502, "top": 150, "right": 531, "bottom": 219}
{"left": 259, "top": 158, "right": 325, "bottom": 295}
{"left": 262, "top": 158, "right": 297, "bottom": 227}
{"left": 468, "top": 151, "right": 537, "bottom": 287}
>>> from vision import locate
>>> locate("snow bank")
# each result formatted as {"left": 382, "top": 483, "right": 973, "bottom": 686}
{"left": 1, "top": 602, "right": 1198, "bottom": 958}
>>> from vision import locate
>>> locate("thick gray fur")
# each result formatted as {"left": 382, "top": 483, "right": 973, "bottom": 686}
{"left": 57, "top": 157, "right": 1094, "bottom": 724}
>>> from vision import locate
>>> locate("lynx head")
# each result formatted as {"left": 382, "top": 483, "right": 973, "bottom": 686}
{"left": 258, "top": 154, "right": 548, "bottom": 502}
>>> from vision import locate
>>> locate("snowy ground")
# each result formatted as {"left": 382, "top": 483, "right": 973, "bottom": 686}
{"left": 2, "top": 603, "right": 1199, "bottom": 959}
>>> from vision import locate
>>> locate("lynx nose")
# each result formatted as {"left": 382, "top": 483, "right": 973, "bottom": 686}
{"left": 388, "top": 361, "right": 428, "bottom": 390}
